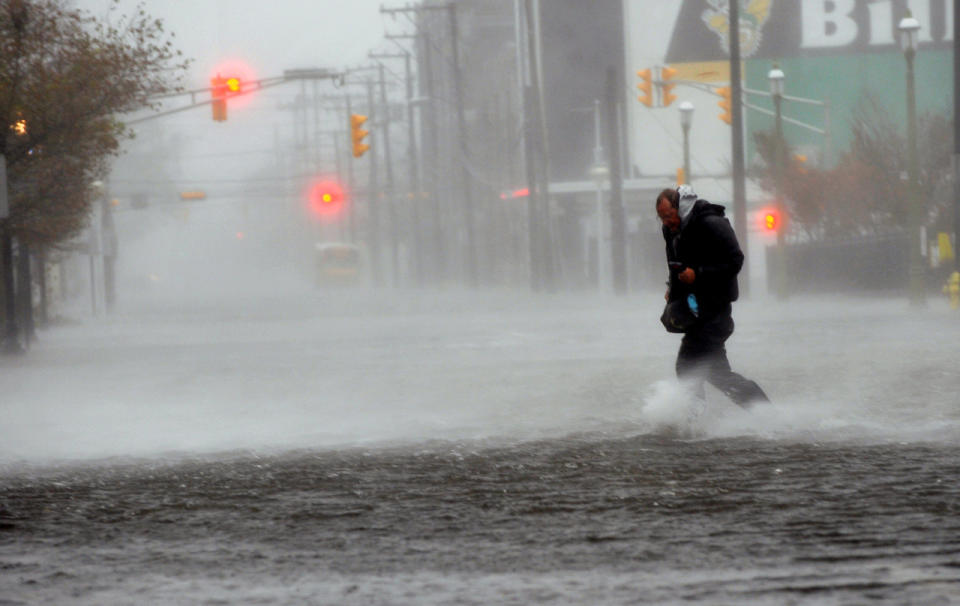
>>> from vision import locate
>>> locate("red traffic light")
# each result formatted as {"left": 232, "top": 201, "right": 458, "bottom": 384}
{"left": 760, "top": 207, "right": 781, "bottom": 232}
{"left": 209, "top": 60, "right": 255, "bottom": 111}
{"left": 308, "top": 180, "right": 346, "bottom": 219}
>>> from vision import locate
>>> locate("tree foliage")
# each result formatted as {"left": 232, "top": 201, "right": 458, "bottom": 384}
{"left": 0, "top": 0, "right": 189, "bottom": 245}
{"left": 753, "top": 93, "right": 953, "bottom": 241}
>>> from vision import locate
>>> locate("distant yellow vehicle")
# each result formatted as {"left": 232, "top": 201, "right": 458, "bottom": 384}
{"left": 314, "top": 242, "right": 361, "bottom": 286}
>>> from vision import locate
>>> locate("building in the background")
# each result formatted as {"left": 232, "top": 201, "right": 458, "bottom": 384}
{"left": 626, "top": 0, "right": 955, "bottom": 295}
{"left": 417, "top": 0, "right": 677, "bottom": 290}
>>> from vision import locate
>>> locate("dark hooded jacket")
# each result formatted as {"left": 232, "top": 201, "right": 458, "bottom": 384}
{"left": 663, "top": 198, "right": 743, "bottom": 317}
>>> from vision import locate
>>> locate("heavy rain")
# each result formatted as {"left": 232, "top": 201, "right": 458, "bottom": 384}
{"left": 1, "top": 1, "right": 959, "bottom": 604}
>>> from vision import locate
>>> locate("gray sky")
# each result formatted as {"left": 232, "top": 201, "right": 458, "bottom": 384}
{"left": 77, "top": 0, "right": 388, "bottom": 85}
{"left": 73, "top": 0, "right": 397, "bottom": 194}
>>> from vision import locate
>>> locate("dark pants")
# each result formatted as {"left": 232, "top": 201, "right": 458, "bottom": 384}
{"left": 675, "top": 308, "right": 769, "bottom": 409}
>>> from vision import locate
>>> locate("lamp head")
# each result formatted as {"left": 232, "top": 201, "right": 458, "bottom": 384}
{"left": 678, "top": 101, "right": 694, "bottom": 128}
{"left": 898, "top": 12, "right": 920, "bottom": 52}
{"left": 767, "top": 64, "right": 785, "bottom": 96}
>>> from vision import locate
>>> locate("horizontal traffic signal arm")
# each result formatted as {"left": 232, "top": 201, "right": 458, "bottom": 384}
{"left": 636, "top": 70, "right": 721, "bottom": 109}
{"left": 739, "top": 89, "right": 829, "bottom": 136}
{"left": 125, "top": 70, "right": 345, "bottom": 125}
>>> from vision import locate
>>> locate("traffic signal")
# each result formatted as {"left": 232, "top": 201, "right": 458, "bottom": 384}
{"left": 211, "top": 75, "right": 228, "bottom": 122}
{"left": 659, "top": 66, "right": 679, "bottom": 107}
{"left": 636, "top": 69, "right": 653, "bottom": 107}
{"left": 716, "top": 86, "right": 732, "bottom": 125}
{"left": 210, "top": 74, "right": 243, "bottom": 121}
{"left": 350, "top": 114, "right": 370, "bottom": 158}
{"left": 761, "top": 208, "right": 781, "bottom": 232}
{"left": 308, "top": 180, "right": 346, "bottom": 219}
{"left": 794, "top": 153, "right": 808, "bottom": 174}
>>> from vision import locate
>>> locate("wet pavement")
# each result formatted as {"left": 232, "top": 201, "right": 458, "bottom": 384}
{"left": 2, "top": 436, "right": 958, "bottom": 605}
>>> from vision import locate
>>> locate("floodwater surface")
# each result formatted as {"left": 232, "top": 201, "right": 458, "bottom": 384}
{"left": 1, "top": 435, "right": 958, "bottom": 605}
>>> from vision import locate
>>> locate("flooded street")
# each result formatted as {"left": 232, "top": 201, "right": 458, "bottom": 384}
{"left": 2, "top": 289, "right": 960, "bottom": 604}
{"left": 2, "top": 437, "right": 958, "bottom": 604}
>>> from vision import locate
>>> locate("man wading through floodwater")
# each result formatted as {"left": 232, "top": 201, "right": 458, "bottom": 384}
{"left": 656, "top": 185, "right": 770, "bottom": 409}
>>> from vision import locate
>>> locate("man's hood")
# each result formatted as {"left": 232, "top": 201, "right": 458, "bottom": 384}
{"left": 677, "top": 185, "right": 697, "bottom": 225}
{"left": 681, "top": 198, "right": 727, "bottom": 231}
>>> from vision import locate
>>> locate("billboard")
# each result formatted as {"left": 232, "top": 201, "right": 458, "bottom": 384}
{"left": 625, "top": 0, "right": 952, "bottom": 184}
{"left": 665, "top": 0, "right": 952, "bottom": 63}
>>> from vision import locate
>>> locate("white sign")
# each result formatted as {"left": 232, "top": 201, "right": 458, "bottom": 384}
{"left": 801, "top": 0, "right": 942, "bottom": 49}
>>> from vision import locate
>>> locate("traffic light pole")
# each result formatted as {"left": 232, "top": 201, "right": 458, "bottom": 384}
{"left": 729, "top": 0, "right": 750, "bottom": 296}
{"left": 344, "top": 93, "right": 358, "bottom": 244}
{"left": 448, "top": 3, "right": 479, "bottom": 287}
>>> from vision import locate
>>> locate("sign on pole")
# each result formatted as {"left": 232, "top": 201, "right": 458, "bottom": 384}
{"left": 0, "top": 154, "right": 9, "bottom": 219}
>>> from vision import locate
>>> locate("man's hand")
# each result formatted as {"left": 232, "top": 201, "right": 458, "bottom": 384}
{"left": 678, "top": 267, "right": 696, "bottom": 284}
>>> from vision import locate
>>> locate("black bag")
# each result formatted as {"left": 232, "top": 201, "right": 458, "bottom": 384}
{"left": 660, "top": 299, "right": 697, "bottom": 333}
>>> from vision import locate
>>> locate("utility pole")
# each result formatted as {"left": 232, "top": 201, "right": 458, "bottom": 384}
{"left": 421, "top": 30, "right": 445, "bottom": 283}
{"left": 604, "top": 67, "right": 627, "bottom": 295}
{"left": 515, "top": 0, "right": 539, "bottom": 290}
{"left": 101, "top": 185, "right": 117, "bottom": 312}
{"left": 0, "top": 154, "right": 19, "bottom": 353}
{"left": 373, "top": 45, "right": 424, "bottom": 285}
{"left": 377, "top": 62, "right": 401, "bottom": 287}
{"left": 522, "top": 87, "right": 541, "bottom": 291}
{"left": 521, "top": 0, "right": 542, "bottom": 290}
{"left": 344, "top": 93, "right": 358, "bottom": 243}
{"left": 532, "top": 0, "right": 555, "bottom": 289}
{"left": 523, "top": 0, "right": 553, "bottom": 291}
{"left": 16, "top": 238, "right": 31, "bottom": 348}
{"left": 312, "top": 80, "right": 322, "bottom": 171}
{"left": 404, "top": 48, "right": 424, "bottom": 286}
{"left": 448, "top": 3, "right": 479, "bottom": 287}
{"left": 729, "top": 0, "right": 750, "bottom": 296}
{"left": 365, "top": 78, "right": 383, "bottom": 287}
{"left": 382, "top": 4, "right": 452, "bottom": 284}
{"left": 954, "top": 0, "right": 960, "bottom": 271}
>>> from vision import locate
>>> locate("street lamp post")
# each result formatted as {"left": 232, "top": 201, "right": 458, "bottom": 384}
{"left": 768, "top": 64, "right": 787, "bottom": 298}
{"left": 678, "top": 101, "right": 694, "bottom": 186}
{"left": 899, "top": 11, "right": 926, "bottom": 306}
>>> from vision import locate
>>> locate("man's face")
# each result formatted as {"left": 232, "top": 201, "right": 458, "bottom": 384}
{"left": 657, "top": 198, "right": 681, "bottom": 232}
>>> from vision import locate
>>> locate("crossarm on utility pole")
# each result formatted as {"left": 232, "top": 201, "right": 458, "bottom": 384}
{"left": 742, "top": 87, "right": 828, "bottom": 107}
